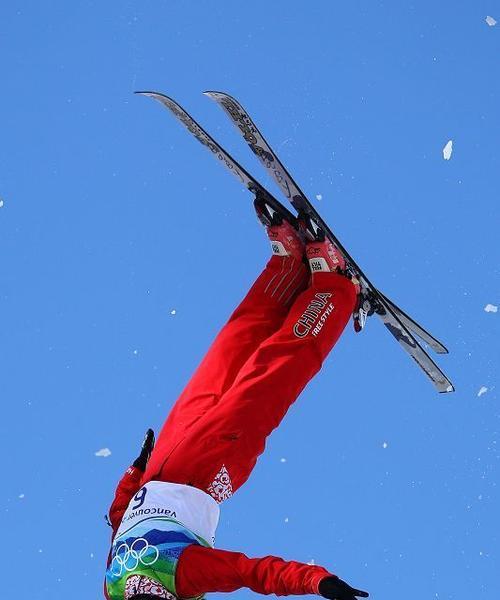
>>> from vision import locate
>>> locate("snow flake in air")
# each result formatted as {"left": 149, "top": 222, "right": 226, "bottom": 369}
{"left": 486, "top": 16, "right": 497, "bottom": 26}
{"left": 18, "top": 493, "right": 25, "bottom": 499}
{"left": 170, "top": 309, "right": 177, "bottom": 315}
{"left": 0, "top": 198, "right": 4, "bottom": 208}
{"left": 442, "top": 140, "right": 453, "bottom": 160}
{"left": 280, "top": 457, "right": 287, "bottom": 463}
{"left": 484, "top": 303, "right": 498, "bottom": 313}
{"left": 382, "top": 442, "right": 388, "bottom": 449}
{"left": 95, "top": 448, "right": 112, "bottom": 457}
{"left": 316, "top": 194, "right": 323, "bottom": 201}
{"left": 477, "top": 386, "right": 488, "bottom": 397}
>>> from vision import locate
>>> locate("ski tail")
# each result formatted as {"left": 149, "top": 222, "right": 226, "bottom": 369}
{"left": 377, "top": 307, "right": 454, "bottom": 393}
{"left": 378, "top": 292, "right": 449, "bottom": 354}
{"left": 312, "top": 214, "right": 454, "bottom": 393}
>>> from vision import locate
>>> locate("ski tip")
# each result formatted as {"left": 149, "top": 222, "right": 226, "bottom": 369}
{"left": 203, "top": 90, "right": 221, "bottom": 99}
{"left": 134, "top": 91, "right": 181, "bottom": 108}
{"left": 203, "top": 90, "right": 238, "bottom": 103}
{"left": 134, "top": 90, "right": 175, "bottom": 101}
{"left": 135, "top": 90, "right": 162, "bottom": 98}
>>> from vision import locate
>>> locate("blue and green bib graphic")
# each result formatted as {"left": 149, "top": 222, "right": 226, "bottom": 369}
{"left": 106, "top": 517, "right": 210, "bottom": 600}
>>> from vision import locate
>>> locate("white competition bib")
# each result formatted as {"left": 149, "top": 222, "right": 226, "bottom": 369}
{"left": 116, "top": 481, "right": 220, "bottom": 546}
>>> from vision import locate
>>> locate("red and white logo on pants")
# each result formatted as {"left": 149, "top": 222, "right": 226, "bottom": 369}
{"left": 293, "top": 292, "right": 334, "bottom": 338}
{"left": 208, "top": 465, "right": 233, "bottom": 503}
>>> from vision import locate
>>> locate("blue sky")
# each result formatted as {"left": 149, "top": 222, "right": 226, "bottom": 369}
{"left": 1, "top": 2, "right": 499, "bottom": 599}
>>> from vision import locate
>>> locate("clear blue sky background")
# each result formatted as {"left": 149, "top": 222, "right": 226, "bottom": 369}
{"left": 1, "top": 2, "right": 499, "bottom": 599}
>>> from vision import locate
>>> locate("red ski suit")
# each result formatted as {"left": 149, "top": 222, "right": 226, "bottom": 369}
{"left": 108, "top": 255, "right": 357, "bottom": 598}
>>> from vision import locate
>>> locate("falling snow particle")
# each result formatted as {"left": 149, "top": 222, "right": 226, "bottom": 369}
{"left": 18, "top": 494, "right": 25, "bottom": 499}
{"left": 170, "top": 309, "right": 177, "bottom": 315}
{"left": 133, "top": 349, "right": 138, "bottom": 355}
{"left": 486, "top": 16, "right": 497, "bottom": 26}
{"left": 280, "top": 458, "right": 287, "bottom": 463}
{"left": 442, "top": 140, "right": 453, "bottom": 160}
{"left": 316, "top": 194, "right": 323, "bottom": 201}
{"left": 95, "top": 448, "right": 112, "bottom": 457}
{"left": 477, "top": 386, "right": 488, "bottom": 397}
{"left": 0, "top": 199, "right": 4, "bottom": 208}
{"left": 307, "top": 559, "right": 316, "bottom": 565}
{"left": 90, "top": 553, "right": 94, "bottom": 559}
{"left": 484, "top": 304, "right": 498, "bottom": 313}
{"left": 284, "top": 517, "right": 289, "bottom": 523}
{"left": 382, "top": 442, "right": 388, "bottom": 449}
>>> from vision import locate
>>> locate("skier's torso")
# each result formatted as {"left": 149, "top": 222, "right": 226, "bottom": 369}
{"left": 106, "top": 481, "right": 220, "bottom": 600}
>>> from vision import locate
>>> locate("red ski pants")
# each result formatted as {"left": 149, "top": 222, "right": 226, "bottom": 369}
{"left": 142, "top": 256, "right": 357, "bottom": 502}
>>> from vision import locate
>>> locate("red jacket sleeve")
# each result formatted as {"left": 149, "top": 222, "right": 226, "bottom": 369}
{"left": 176, "top": 545, "right": 333, "bottom": 597}
{"left": 108, "top": 465, "right": 144, "bottom": 535}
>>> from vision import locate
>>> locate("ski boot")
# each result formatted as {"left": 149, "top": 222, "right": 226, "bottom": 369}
{"left": 304, "top": 221, "right": 373, "bottom": 331}
{"left": 306, "top": 235, "right": 347, "bottom": 273}
{"left": 306, "top": 232, "right": 361, "bottom": 297}
{"left": 254, "top": 197, "right": 305, "bottom": 261}
{"left": 307, "top": 235, "right": 371, "bottom": 333}
{"left": 352, "top": 289, "right": 384, "bottom": 332}
{"left": 305, "top": 224, "right": 357, "bottom": 282}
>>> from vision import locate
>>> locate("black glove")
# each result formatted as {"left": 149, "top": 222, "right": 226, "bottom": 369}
{"left": 319, "top": 576, "right": 369, "bottom": 600}
{"left": 132, "top": 428, "right": 155, "bottom": 471}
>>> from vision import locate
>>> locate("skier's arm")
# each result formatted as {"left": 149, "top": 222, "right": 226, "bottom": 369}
{"left": 176, "top": 545, "right": 366, "bottom": 598}
{"left": 107, "top": 429, "right": 155, "bottom": 533}
{"left": 107, "top": 465, "right": 143, "bottom": 532}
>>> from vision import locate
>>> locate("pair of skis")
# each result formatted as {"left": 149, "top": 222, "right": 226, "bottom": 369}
{"left": 136, "top": 90, "right": 454, "bottom": 393}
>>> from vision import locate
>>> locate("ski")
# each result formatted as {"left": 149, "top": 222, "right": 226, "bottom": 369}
{"left": 377, "top": 292, "right": 448, "bottom": 354}
{"left": 205, "top": 92, "right": 442, "bottom": 342}
{"left": 135, "top": 92, "right": 297, "bottom": 225}
{"left": 204, "top": 91, "right": 453, "bottom": 392}
{"left": 204, "top": 91, "right": 447, "bottom": 348}
{"left": 137, "top": 90, "right": 453, "bottom": 393}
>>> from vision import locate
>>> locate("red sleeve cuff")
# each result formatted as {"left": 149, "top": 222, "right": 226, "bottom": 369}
{"left": 311, "top": 570, "right": 335, "bottom": 595}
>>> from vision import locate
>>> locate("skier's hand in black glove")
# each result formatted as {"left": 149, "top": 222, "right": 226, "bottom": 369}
{"left": 132, "top": 428, "right": 155, "bottom": 471}
{"left": 318, "top": 576, "right": 369, "bottom": 600}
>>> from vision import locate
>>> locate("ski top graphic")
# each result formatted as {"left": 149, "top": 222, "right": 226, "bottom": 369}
{"left": 137, "top": 90, "right": 454, "bottom": 393}
{"left": 135, "top": 92, "right": 296, "bottom": 224}
{"left": 204, "top": 91, "right": 304, "bottom": 205}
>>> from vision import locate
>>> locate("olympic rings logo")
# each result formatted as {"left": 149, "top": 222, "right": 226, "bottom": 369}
{"left": 111, "top": 538, "right": 160, "bottom": 577}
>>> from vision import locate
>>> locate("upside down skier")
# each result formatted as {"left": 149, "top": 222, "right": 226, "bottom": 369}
{"left": 104, "top": 200, "right": 369, "bottom": 600}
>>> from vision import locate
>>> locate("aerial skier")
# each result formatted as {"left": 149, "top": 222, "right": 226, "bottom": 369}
{"left": 104, "top": 201, "right": 369, "bottom": 600}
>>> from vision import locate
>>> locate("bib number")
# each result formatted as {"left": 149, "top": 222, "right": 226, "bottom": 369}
{"left": 131, "top": 486, "right": 147, "bottom": 510}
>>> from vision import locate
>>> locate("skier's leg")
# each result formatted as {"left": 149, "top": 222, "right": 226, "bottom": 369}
{"left": 152, "top": 271, "right": 357, "bottom": 501}
{"left": 144, "top": 253, "right": 308, "bottom": 481}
